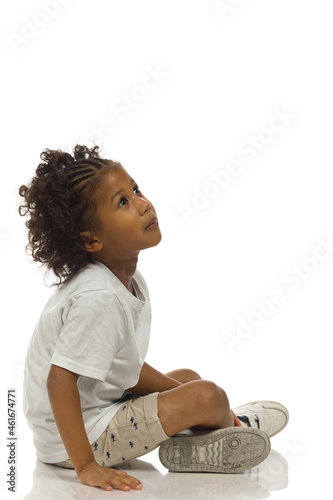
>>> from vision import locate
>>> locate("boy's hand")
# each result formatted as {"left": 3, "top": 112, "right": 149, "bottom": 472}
{"left": 77, "top": 461, "right": 143, "bottom": 492}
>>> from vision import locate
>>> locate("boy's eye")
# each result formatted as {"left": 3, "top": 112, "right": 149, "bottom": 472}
{"left": 118, "top": 186, "right": 141, "bottom": 206}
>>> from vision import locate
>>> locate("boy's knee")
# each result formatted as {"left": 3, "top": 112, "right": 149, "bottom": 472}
{"left": 194, "top": 380, "right": 230, "bottom": 420}
{"left": 180, "top": 368, "right": 202, "bottom": 382}
{"left": 166, "top": 368, "right": 202, "bottom": 384}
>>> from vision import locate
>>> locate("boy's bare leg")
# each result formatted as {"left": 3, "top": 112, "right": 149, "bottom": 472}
{"left": 158, "top": 380, "right": 235, "bottom": 437}
{"left": 158, "top": 381, "right": 272, "bottom": 474}
{"left": 165, "top": 368, "right": 202, "bottom": 384}
{"left": 163, "top": 369, "right": 241, "bottom": 431}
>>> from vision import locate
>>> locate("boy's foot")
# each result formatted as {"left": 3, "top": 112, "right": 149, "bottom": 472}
{"left": 232, "top": 401, "right": 289, "bottom": 438}
{"left": 159, "top": 427, "right": 271, "bottom": 473}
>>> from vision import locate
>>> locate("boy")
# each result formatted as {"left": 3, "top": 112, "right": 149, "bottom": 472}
{"left": 20, "top": 145, "right": 288, "bottom": 491}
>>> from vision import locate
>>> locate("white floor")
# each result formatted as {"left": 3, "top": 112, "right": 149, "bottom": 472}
{"left": 22, "top": 448, "right": 289, "bottom": 500}
{"left": 14, "top": 416, "right": 329, "bottom": 500}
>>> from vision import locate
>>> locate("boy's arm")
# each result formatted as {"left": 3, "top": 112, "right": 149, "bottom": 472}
{"left": 47, "top": 364, "right": 142, "bottom": 492}
{"left": 127, "top": 362, "right": 182, "bottom": 394}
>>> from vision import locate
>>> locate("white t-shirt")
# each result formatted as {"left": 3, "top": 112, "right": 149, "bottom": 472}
{"left": 23, "top": 260, "right": 151, "bottom": 463}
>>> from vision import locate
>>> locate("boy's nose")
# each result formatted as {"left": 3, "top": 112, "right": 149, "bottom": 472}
{"left": 138, "top": 197, "right": 151, "bottom": 215}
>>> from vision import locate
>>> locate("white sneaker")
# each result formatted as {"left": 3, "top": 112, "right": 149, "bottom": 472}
{"left": 159, "top": 427, "right": 271, "bottom": 473}
{"left": 232, "top": 401, "right": 289, "bottom": 438}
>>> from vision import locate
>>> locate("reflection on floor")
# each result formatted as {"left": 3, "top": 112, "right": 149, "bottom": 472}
{"left": 23, "top": 449, "right": 288, "bottom": 500}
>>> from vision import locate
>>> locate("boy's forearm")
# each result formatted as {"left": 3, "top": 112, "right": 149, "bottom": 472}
{"left": 127, "top": 362, "right": 182, "bottom": 394}
{"left": 47, "top": 365, "right": 94, "bottom": 472}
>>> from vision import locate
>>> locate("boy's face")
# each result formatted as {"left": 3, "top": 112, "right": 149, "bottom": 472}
{"left": 82, "top": 166, "right": 162, "bottom": 262}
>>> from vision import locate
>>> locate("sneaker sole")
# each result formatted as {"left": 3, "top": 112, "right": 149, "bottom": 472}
{"left": 159, "top": 427, "right": 271, "bottom": 473}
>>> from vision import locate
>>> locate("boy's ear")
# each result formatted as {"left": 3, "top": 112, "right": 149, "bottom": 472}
{"left": 80, "top": 231, "right": 103, "bottom": 253}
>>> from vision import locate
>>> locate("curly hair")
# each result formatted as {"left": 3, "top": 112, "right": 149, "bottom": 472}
{"left": 18, "top": 144, "right": 122, "bottom": 287}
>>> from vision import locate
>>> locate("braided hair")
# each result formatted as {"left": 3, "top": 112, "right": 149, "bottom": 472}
{"left": 18, "top": 144, "right": 122, "bottom": 287}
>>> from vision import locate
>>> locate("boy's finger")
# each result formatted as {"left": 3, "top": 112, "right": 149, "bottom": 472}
{"left": 104, "top": 470, "right": 142, "bottom": 490}
{"left": 112, "top": 469, "right": 127, "bottom": 475}
{"left": 100, "top": 481, "right": 113, "bottom": 491}
{"left": 120, "top": 475, "right": 143, "bottom": 490}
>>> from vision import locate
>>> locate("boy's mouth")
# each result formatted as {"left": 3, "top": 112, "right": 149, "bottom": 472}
{"left": 144, "top": 217, "right": 158, "bottom": 231}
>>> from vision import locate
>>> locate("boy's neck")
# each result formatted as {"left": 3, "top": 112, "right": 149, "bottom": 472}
{"left": 93, "top": 256, "right": 138, "bottom": 293}
{"left": 111, "top": 265, "right": 137, "bottom": 292}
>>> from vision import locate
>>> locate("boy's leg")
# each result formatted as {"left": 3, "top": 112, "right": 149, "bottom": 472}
{"left": 158, "top": 379, "right": 234, "bottom": 437}
{"left": 164, "top": 368, "right": 202, "bottom": 384}
{"left": 158, "top": 381, "right": 271, "bottom": 473}
{"left": 164, "top": 370, "right": 242, "bottom": 430}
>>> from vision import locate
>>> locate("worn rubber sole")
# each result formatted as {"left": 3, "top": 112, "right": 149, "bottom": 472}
{"left": 159, "top": 427, "right": 271, "bottom": 473}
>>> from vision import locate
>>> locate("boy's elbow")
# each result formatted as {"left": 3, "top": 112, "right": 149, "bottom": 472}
{"left": 47, "top": 364, "right": 79, "bottom": 394}
{"left": 47, "top": 365, "right": 59, "bottom": 397}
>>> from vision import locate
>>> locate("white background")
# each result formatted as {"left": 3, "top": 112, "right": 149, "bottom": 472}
{"left": 1, "top": 0, "right": 332, "bottom": 498}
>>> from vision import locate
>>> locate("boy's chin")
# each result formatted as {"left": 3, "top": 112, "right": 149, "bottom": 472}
{"left": 142, "top": 231, "right": 162, "bottom": 250}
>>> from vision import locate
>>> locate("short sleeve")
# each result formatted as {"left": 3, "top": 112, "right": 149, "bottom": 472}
{"left": 51, "top": 290, "right": 127, "bottom": 381}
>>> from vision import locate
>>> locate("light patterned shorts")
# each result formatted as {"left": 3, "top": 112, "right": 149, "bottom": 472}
{"left": 52, "top": 392, "right": 169, "bottom": 469}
